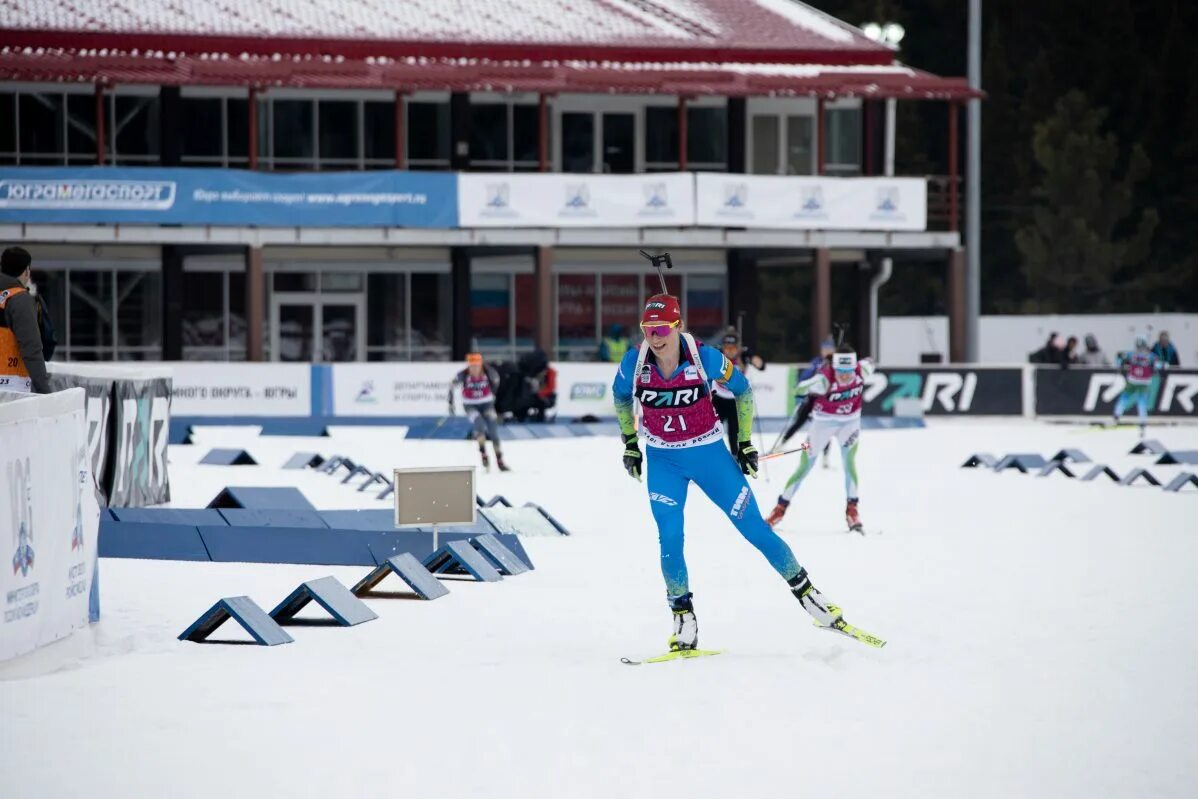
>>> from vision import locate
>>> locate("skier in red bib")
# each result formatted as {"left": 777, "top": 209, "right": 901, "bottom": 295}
{"left": 449, "top": 352, "right": 509, "bottom": 472}
{"left": 613, "top": 293, "right": 881, "bottom": 653}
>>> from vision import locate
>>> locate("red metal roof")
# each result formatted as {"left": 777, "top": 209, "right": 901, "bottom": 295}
{"left": 0, "top": 0, "right": 978, "bottom": 99}
{"left": 2, "top": 0, "right": 892, "bottom": 64}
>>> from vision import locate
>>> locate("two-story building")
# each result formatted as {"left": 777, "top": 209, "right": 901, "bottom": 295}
{"left": 0, "top": 0, "right": 977, "bottom": 364}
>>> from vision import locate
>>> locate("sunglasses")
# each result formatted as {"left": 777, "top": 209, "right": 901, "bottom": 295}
{"left": 640, "top": 320, "right": 680, "bottom": 338}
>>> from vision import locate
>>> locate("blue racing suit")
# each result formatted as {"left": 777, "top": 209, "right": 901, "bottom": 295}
{"left": 613, "top": 337, "right": 802, "bottom": 603}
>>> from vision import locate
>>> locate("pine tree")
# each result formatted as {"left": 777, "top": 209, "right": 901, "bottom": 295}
{"left": 1014, "top": 91, "right": 1158, "bottom": 312}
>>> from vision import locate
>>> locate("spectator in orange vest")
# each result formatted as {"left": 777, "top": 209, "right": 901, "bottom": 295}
{"left": 0, "top": 247, "right": 51, "bottom": 394}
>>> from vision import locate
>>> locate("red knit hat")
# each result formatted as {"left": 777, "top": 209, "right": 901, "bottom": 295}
{"left": 641, "top": 294, "right": 681, "bottom": 326}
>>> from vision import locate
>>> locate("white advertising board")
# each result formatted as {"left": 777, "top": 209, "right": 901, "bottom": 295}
{"left": 459, "top": 172, "right": 695, "bottom": 228}
{"left": 333, "top": 362, "right": 462, "bottom": 416}
{"left": 696, "top": 174, "right": 927, "bottom": 231}
{"left": 1, "top": 389, "right": 100, "bottom": 662}
{"left": 163, "top": 363, "right": 311, "bottom": 416}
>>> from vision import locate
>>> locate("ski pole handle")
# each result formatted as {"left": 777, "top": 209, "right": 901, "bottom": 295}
{"left": 759, "top": 442, "right": 811, "bottom": 462}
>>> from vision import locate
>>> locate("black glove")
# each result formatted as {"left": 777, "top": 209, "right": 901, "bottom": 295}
{"left": 737, "top": 441, "right": 759, "bottom": 478}
{"left": 622, "top": 434, "right": 643, "bottom": 481}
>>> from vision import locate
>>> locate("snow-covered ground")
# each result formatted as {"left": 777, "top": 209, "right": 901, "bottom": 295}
{"left": 3, "top": 419, "right": 1196, "bottom": 799}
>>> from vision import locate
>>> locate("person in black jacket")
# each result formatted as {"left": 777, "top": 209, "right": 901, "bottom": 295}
{"left": 0, "top": 246, "right": 51, "bottom": 394}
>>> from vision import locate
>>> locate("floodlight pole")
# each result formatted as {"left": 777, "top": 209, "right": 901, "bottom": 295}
{"left": 965, "top": 0, "right": 982, "bottom": 361}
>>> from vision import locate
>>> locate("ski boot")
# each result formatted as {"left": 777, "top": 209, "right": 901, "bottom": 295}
{"left": 766, "top": 498, "right": 789, "bottom": 528}
{"left": 668, "top": 593, "right": 698, "bottom": 651}
{"left": 788, "top": 570, "right": 842, "bottom": 628}
{"left": 496, "top": 451, "right": 511, "bottom": 472}
{"left": 846, "top": 498, "right": 863, "bottom": 533}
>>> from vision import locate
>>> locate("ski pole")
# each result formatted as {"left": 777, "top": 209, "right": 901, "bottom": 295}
{"left": 759, "top": 442, "right": 811, "bottom": 462}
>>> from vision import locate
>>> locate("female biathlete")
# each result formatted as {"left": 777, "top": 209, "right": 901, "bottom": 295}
{"left": 612, "top": 292, "right": 882, "bottom": 654}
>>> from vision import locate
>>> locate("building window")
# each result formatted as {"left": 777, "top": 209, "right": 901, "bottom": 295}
{"left": 408, "top": 101, "right": 450, "bottom": 169}
{"left": 318, "top": 100, "right": 359, "bottom": 165}
{"left": 645, "top": 105, "right": 728, "bottom": 171}
{"left": 107, "top": 94, "right": 161, "bottom": 165}
{"left": 115, "top": 271, "right": 163, "bottom": 359}
{"left": 469, "top": 100, "right": 540, "bottom": 172}
{"left": 410, "top": 273, "right": 452, "bottom": 360}
{"left": 751, "top": 113, "right": 814, "bottom": 175}
{"left": 364, "top": 100, "right": 396, "bottom": 167}
{"left": 4, "top": 89, "right": 99, "bottom": 165}
{"left": 687, "top": 106, "right": 727, "bottom": 169}
{"left": 825, "top": 107, "right": 862, "bottom": 175}
{"left": 555, "top": 270, "right": 719, "bottom": 361}
{"left": 644, "top": 106, "right": 679, "bottom": 170}
{"left": 471, "top": 273, "right": 512, "bottom": 357}
{"left": 181, "top": 95, "right": 252, "bottom": 168}
{"left": 272, "top": 99, "right": 315, "bottom": 164}
{"left": 560, "top": 113, "right": 595, "bottom": 173}
{"left": 182, "top": 271, "right": 228, "bottom": 359}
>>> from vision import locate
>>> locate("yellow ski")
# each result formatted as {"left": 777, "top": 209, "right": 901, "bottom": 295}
{"left": 621, "top": 648, "right": 724, "bottom": 665}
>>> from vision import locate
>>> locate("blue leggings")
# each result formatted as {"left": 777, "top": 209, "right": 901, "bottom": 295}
{"left": 1114, "top": 385, "right": 1150, "bottom": 425}
{"left": 646, "top": 441, "right": 802, "bottom": 602}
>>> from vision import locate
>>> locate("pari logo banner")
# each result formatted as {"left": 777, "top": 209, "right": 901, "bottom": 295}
{"left": 0, "top": 167, "right": 459, "bottom": 227}
{"left": 695, "top": 174, "right": 928, "bottom": 231}
{"left": 1037, "top": 369, "right": 1198, "bottom": 416}
{"left": 459, "top": 173, "right": 694, "bottom": 228}
{"left": 855, "top": 368, "right": 1024, "bottom": 415}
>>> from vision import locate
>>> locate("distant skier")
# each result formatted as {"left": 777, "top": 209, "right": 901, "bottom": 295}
{"left": 1113, "top": 337, "right": 1161, "bottom": 437}
{"left": 767, "top": 345, "right": 873, "bottom": 534}
{"left": 711, "top": 325, "right": 765, "bottom": 453}
{"left": 773, "top": 335, "right": 835, "bottom": 462}
{"left": 449, "top": 352, "right": 509, "bottom": 472}
{"left": 613, "top": 293, "right": 878, "bottom": 654}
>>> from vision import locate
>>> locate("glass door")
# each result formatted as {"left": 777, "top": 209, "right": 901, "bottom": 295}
{"left": 270, "top": 292, "right": 365, "bottom": 362}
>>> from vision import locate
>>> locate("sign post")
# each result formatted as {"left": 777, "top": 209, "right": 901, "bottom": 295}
{"left": 391, "top": 466, "right": 477, "bottom": 554}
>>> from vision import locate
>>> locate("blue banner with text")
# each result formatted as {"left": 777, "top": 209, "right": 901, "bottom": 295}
{"left": 0, "top": 167, "right": 458, "bottom": 227}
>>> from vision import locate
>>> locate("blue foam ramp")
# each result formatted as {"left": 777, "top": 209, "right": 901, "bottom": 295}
{"left": 994, "top": 454, "right": 1047, "bottom": 472}
{"left": 319, "top": 509, "right": 396, "bottom": 531}
{"left": 108, "top": 507, "right": 228, "bottom": 526}
{"left": 99, "top": 519, "right": 211, "bottom": 561}
{"left": 207, "top": 486, "right": 316, "bottom": 510}
{"left": 217, "top": 508, "right": 330, "bottom": 528}
{"left": 352, "top": 553, "right": 450, "bottom": 600}
{"left": 282, "top": 452, "right": 325, "bottom": 470}
{"left": 269, "top": 576, "right": 377, "bottom": 626}
{"left": 1155, "top": 450, "right": 1198, "bottom": 465}
{"left": 368, "top": 530, "right": 531, "bottom": 569}
{"left": 423, "top": 540, "right": 503, "bottom": 582}
{"left": 1119, "top": 468, "right": 1161, "bottom": 487}
{"left": 1163, "top": 472, "right": 1198, "bottom": 493}
{"left": 470, "top": 534, "right": 531, "bottom": 575}
{"left": 198, "top": 526, "right": 380, "bottom": 566}
{"left": 199, "top": 448, "right": 257, "bottom": 466}
{"left": 179, "top": 596, "right": 293, "bottom": 645}
{"left": 1050, "top": 448, "right": 1091, "bottom": 464}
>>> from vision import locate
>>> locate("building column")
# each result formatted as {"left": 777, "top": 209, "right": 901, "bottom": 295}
{"left": 535, "top": 246, "right": 554, "bottom": 354}
{"left": 95, "top": 84, "right": 106, "bottom": 165}
{"left": 726, "top": 249, "right": 758, "bottom": 343}
{"left": 678, "top": 96, "right": 688, "bottom": 171}
{"left": 245, "top": 246, "right": 264, "bottom": 361}
{"left": 451, "top": 247, "right": 471, "bottom": 359}
{"left": 948, "top": 101, "right": 960, "bottom": 233}
{"left": 161, "top": 246, "right": 184, "bottom": 360}
{"left": 726, "top": 97, "right": 746, "bottom": 174}
{"left": 538, "top": 93, "right": 550, "bottom": 171}
{"left": 450, "top": 92, "right": 471, "bottom": 170}
{"left": 947, "top": 247, "right": 967, "bottom": 362}
{"left": 812, "top": 248, "right": 831, "bottom": 349}
{"left": 816, "top": 98, "right": 826, "bottom": 175}
{"left": 855, "top": 259, "right": 875, "bottom": 359}
{"left": 394, "top": 91, "right": 406, "bottom": 169}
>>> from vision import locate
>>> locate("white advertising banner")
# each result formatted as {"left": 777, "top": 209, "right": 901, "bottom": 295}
{"left": 744, "top": 364, "right": 793, "bottom": 418}
{"left": 696, "top": 174, "right": 927, "bottom": 231}
{"left": 1, "top": 389, "right": 101, "bottom": 662}
{"left": 458, "top": 172, "right": 695, "bottom": 228}
{"left": 333, "top": 363, "right": 463, "bottom": 416}
{"left": 555, "top": 362, "right": 619, "bottom": 419}
{"left": 162, "top": 363, "right": 311, "bottom": 416}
